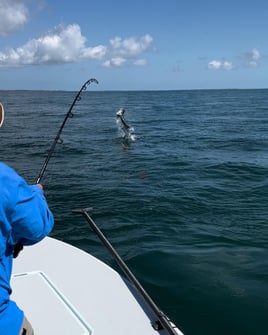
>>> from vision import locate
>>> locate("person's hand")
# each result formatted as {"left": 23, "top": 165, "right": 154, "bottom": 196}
{"left": 36, "top": 183, "right": 43, "bottom": 190}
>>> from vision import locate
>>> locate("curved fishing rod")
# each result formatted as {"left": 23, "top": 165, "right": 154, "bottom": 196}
{"left": 36, "top": 78, "right": 98, "bottom": 184}
{"left": 13, "top": 79, "right": 98, "bottom": 259}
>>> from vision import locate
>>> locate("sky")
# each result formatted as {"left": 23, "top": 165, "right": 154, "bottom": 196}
{"left": 0, "top": 0, "right": 267, "bottom": 91}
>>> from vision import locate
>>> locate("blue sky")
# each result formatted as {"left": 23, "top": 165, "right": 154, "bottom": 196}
{"left": 0, "top": 0, "right": 267, "bottom": 90}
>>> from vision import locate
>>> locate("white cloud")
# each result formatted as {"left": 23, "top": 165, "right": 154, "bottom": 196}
{"left": 0, "top": 24, "right": 107, "bottom": 67}
{"left": 222, "top": 61, "right": 233, "bottom": 70}
{"left": 102, "top": 57, "right": 126, "bottom": 68}
{"left": 208, "top": 60, "right": 233, "bottom": 70}
{"left": 0, "top": 0, "right": 28, "bottom": 36}
{"left": 0, "top": 22, "right": 153, "bottom": 68}
{"left": 109, "top": 34, "right": 153, "bottom": 57}
{"left": 105, "top": 34, "right": 153, "bottom": 67}
{"left": 208, "top": 60, "right": 222, "bottom": 70}
{"left": 247, "top": 48, "right": 260, "bottom": 67}
{"left": 208, "top": 48, "right": 263, "bottom": 71}
{"left": 134, "top": 59, "right": 147, "bottom": 66}
{"left": 251, "top": 48, "right": 260, "bottom": 60}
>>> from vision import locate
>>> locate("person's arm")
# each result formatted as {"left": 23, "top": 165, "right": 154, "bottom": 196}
{"left": 10, "top": 181, "right": 54, "bottom": 246}
{"left": 0, "top": 163, "right": 54, "bottom": 259}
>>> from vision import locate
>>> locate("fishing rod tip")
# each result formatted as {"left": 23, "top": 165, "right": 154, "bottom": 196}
{"left": 91, "top": 78, "right": 99, "bottom": 84}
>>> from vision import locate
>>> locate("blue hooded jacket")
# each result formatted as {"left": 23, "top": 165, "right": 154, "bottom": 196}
{"left": 0, "top": 162, "right": 54, "bottom": 334}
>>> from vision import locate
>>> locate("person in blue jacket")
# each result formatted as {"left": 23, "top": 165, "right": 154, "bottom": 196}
{"left": 0, "top": 104, "right": 54, "bottom": 334}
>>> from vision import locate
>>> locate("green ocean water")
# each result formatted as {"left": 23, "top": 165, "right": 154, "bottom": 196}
{"left": 1, "top": 88, "right": 268, "bottom": 335}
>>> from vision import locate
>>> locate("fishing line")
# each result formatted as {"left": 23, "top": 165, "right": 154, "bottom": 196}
{"left": 36, "top": 78, "right": 98, "bottom": 184}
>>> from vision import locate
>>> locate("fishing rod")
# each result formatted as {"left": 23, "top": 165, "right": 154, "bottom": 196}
{"left": 13, "top": 79, "right": 98, "bottom": 259}
{"left": 0, "top": 103, "right": 4, "bottom": 127}
{"left": 73, "top": 207, "right": 181, "bottom": 335}
{"left": 36, "top": 78, "right": 98, "bottom": 184}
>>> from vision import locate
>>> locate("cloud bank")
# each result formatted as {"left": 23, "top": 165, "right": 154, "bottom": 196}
{"left": 0, "top": 22, "right": 153, "bottom": 68}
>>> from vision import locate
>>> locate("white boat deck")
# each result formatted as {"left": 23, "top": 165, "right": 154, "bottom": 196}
{"left": 11, "top": 237, "right": 183, "bottom": 335}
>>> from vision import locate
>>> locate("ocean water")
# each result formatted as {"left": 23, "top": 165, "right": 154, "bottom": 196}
{"left": 1, "top": 88, "right": 268, "bottom": 335}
